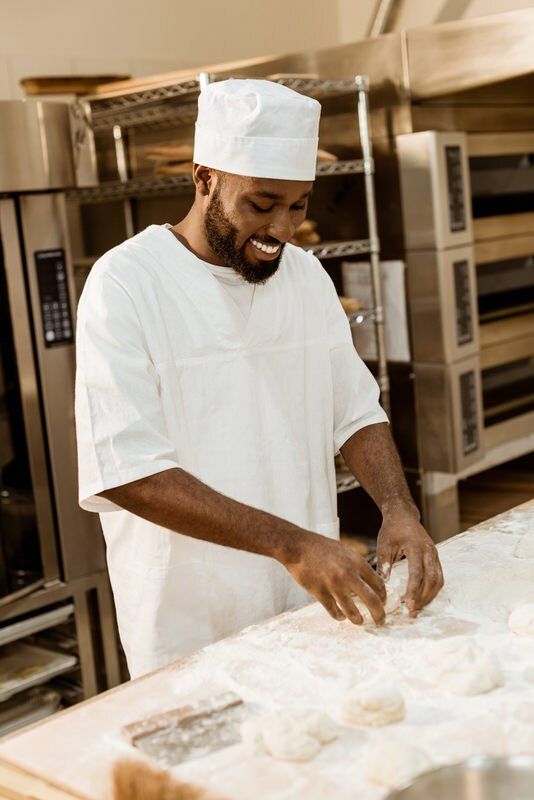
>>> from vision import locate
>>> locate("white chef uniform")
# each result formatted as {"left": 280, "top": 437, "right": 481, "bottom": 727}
{"left": 75, "top": 79, "right": 388, "bottom": 678}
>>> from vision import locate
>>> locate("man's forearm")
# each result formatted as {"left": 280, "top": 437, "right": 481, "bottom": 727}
{"left": 340, "top": 423, "right": 419, "bottom": 519}
{"left": 99, "top": 467, "right": 309, "bottom": 563}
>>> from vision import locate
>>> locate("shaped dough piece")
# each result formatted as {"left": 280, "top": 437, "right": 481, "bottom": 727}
{"left": 261, "top": 716, "right": 321, "bottom": 761}
{"left": 353, "top": 584, "right": 403, "bottom": 623}
{"left": 426, "top": 637, "right": 502, "bottom": 695}
{"left": 341, "top": 683, "right": 405, "bottom": 727}
{"left": 364, "top": 739, "right": 431, "bottom": 788}
{"left": 241, "top": 708, "right": 337, "bottom": 761}
{"left": 288, "top": 708, "right": 340, "bottom": 743}
{"left": 509, "top": 604, "right": 534, "bottom": 637}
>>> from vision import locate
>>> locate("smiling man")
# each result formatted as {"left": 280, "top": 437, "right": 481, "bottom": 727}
{"left": 75, "top": 79, "right": 443, "bottom": 678}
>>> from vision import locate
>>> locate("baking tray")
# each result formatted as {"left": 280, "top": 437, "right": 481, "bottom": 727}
{"left": 0, "top": 643, "right": 77, "bottom": 703}
{"left": 0, "top": 604, "right": 74, "bottom": 647}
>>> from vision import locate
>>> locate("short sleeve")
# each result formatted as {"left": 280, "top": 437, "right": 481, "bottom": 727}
{"left": 311, "top": 255, "right": 389, "bottom": 452}
{"left": 75, "top": 269, "right": 180, "bottom": 512}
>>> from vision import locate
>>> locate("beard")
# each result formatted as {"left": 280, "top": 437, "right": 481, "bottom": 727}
{"left": 204, "top": 185, "right": 284, "bottom": 285}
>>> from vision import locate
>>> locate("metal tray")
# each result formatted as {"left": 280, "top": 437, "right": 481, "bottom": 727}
{"left": 0, "top": 642, "right": 77, "bottom": 703}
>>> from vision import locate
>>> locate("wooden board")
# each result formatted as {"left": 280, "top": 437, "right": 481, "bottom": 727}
{"left": 0, "top": 760, "right": 87, "bottom": 800}
{"left": 20, "top": 75, "right": 131, "bottom": 96}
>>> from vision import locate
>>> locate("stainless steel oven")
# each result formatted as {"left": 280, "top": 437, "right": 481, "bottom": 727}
{"left": 0, "top": 100, "right": 120, "bottom": 698}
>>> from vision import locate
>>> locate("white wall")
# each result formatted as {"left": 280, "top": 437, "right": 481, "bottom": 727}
{"left": 0, "top": 0, "right": 340, "bottom": 99}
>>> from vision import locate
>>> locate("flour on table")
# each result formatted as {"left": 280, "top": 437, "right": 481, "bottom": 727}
{"left": 341, "top": 682, "right": 405, "bottom": 727}
{"left": 425, "top": 636, "right": 502, "bottom": 695}
{"left": 438, "top": 563, "right": 534, "bottom": 623}
{"left": 364, "top": 739, "right": 431, "bottom": 788}
{"left": 514, "top": 535, "right": 534, "bottom": 559}
{"left": 509, "top": 604, "right": 534, "bottom": 637}
{"left": 524, "top": 667, "right": 534, "bottom": 683}
{"left": 240, "top": 708, "right": 338, "bottom": 762}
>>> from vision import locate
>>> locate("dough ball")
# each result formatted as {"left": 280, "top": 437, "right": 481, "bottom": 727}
{"left": 289, "top": 708, "right": 339, "bottom": 743}
{"left": 364, "top": 739, "right": 431, "bottom": 788}
{"left": 509, "top": 604, "right": 534, "bottom": 637}
{"left": 341, "top": 683, "right": 405, "bottom": 726}
{"left": 514, "top": 536, "right": 534, "bottom": 559}
{"left": 261, "top": 716, "right": 321, "bottom": 762}
{"left": 241, "top": 708, "right": 336, "bottom": 761}
{"left": 425, "top": 636, "right": 502, "bottom": 696}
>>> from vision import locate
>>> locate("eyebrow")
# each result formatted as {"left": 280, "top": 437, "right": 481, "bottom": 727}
{"left": 252, "top": 189, "right": 313, "bottom": 201}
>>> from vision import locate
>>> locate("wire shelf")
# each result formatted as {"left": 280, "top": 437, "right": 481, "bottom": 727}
{"left": 336, "top": 470, "right": 360, "bottom": 494}
{"left": 274, "top": 77, "right": 358, "bottom": 98}
{"left": 86, "top": 76, "right": 360, "bottom": 131}
{"left": 307, "top": 239, "right": 372, "bottom": 259}
{"left": 316, "top": 159, "right": 366, "bottom": 176}
{"left": 68, "top": 173, "right": 194, "bottom": 202}
{"left": 68, "top": 160, "right": 368, "bottom": 204}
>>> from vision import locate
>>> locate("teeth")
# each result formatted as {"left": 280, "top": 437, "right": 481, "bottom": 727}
{"left": 251, "top": 238, "right": 280, "bottom": 254}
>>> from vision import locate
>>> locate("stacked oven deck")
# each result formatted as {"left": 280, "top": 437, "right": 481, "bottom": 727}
{"left": 376, "top": 130, "right": 534, "bottom": 539}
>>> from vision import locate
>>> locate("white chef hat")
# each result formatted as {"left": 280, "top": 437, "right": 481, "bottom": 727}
{"left": 193, "top": 79, "right": 321, "bottom": 182}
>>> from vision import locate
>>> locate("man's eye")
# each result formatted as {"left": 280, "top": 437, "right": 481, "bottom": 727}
{"left": 291, "top": 204, "right": 306, "bottom": 211}
{"left": 251, "top": 202, "right": 273, "bottom": 213}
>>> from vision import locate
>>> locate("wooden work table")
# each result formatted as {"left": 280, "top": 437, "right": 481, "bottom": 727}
{"left": 0, "top": 499, "right": 532, "bottom": 800}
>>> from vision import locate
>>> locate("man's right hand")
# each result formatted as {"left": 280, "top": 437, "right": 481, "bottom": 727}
{"left": 280, "top": 532, "right": 386, "bottom": 625}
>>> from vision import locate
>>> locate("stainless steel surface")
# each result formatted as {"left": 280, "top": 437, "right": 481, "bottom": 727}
{"left": 406, "top": 246, "right": 479, "bottom": 363}
{"left": 473, "top": 212, "right": 534, "bottom": 243}
{"left": 397, "top": 131, "right": 473, "bottom": 251}
{"left": 468, "top": 131, "right": 534, "bottom": 158}
{"left": 406, "top": 9, "right": 534, "bottom": 102}
{"left": 18, "top": 193, "right": 106, "bottom": 581}
{"left": 74, "top": 589, "right": 98, "bottom": 698}
{"left": 0, "top": 200, "right": 61, "bottom": 586}
{"left": 485, "top": 409, "right": 534, "bottom": 451}
{"left": 69, "top": 100, "right": 98, "bottom": 188}
{"left": 422, "top": 482, "right": 460, "bottom": 543}
{"left": 414, "top": 356, "right": 485, "bottom": 473}
{"left": 0, "top": 101, "right": 74, "bottom": 192}
{"left": 387, "top": 755, "right": 534, "bottom": 799}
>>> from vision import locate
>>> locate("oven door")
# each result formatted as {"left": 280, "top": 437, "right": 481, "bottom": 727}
{"left": 0, "top": 199, "right": 61, "bottom": 602}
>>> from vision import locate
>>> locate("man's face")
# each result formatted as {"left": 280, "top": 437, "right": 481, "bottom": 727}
{"left": 203, "top": 171, "right": 313, "bottom": 284}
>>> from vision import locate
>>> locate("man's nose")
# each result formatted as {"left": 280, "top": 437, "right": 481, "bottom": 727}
{"left": 266, "top": 208, "right": 296, "bottom": 243}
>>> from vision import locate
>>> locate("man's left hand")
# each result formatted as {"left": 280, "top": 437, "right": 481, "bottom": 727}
{"left": 376, "top": 510, "right": 444, "bottom": 617}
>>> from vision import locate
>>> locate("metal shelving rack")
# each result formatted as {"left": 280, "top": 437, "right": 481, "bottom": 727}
{"left": 73, "top": 71, "right": 389, "bottom": 491}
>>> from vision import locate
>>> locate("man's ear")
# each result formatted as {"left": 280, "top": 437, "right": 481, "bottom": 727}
{"left": 193, "top": 164, "right": 213, "bottom": 197}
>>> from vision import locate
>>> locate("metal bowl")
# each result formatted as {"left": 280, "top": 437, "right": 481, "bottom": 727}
{"left": 387, "top": 756, "right": 534, "bottom": 800}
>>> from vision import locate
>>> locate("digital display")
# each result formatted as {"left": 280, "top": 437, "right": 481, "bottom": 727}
{"left": 34, "top": 249, "right": 73, "bottom": 348}
{"left": 453, "top": 259, "right": 474, "bottom": 345}
{"left": 460, "top": 370, "right": 479, "bottom": 455}
{"left": 445, "top": 145, "right": 466, "bottom": 233}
